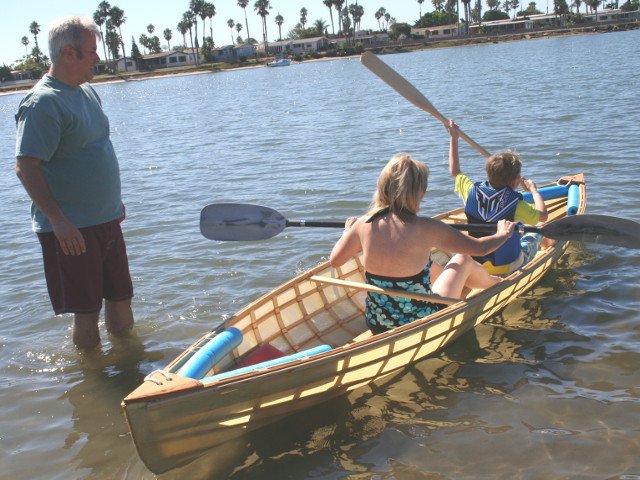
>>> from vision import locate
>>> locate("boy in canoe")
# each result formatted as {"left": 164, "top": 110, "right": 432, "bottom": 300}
{"left": 447, "top": 120, "right": 548, "bottom": 275}
{"left": 330, "top": 153, "right": 516, "bottom": 334}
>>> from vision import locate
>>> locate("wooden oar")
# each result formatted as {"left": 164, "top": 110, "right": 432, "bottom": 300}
{"left": 200, "top": 203, "right": 640, "bottom": 249}
{"left": 360, "top": 51, "right": 490, "bottom": 158}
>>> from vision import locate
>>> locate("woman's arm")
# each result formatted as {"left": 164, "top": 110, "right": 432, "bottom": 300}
{"left": 426, "top": 218, "right": 515, "bottom": 257}
{"left": 330, "top": 217, "right": 362, "bottom": 267}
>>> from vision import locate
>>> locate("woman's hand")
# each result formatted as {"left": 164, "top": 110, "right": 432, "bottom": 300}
{"left": 345, "top": 216, "right": 358, "bottom": 230}
{"left": 496, "top": 219, "right": 516, "bottom": 239}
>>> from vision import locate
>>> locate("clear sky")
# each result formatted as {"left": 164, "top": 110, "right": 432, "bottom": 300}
{"left": 1, "top": 0, "right": 439, "bottom": 67}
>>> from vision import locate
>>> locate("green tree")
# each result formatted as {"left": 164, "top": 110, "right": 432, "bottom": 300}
{"left": 300, "top": 7, "right": 308, "bottom": 27}
{"left": 432, "top": 0, "right": 445, "bottom": 11}
{"left": 0, "top": 64, "right": 12, "bottom": 82}
{"left": 238, "top": 0, "right": 252, "bottom": 43}
{"left": 620, "top": 0, "right": 639, "bottom": 11}
{"left": 348, "top": 3, "right": 365, "bottom": 31}
{"left": 130, "top": 36, "right": 143, "bottom": 68}
{"left": 418, "top": 0, "right": 425, "bottom": 17}
{"left": 163, "top": 28, "right": 173, "bottom": 50}
{"left": 415, "top": 10, "right": 459, "bottom": 26}
{"left": 275, "top": 13, "right": 284, "bottom": 40}
{"left": 486, "top": 0, "right": 501, "bottom": 9}
{"left": 203, "top": 2, "right": 216, "bottom": 41}
{"left": 483, "top": 9, "right": 510, "bottom": 19}
{"left": 323, "top": 0, "right": 336, "bottom": 35}
{"left": 109, "top": 6, "right": 128, "bottom": 70}
{"left": 29, "top": 21, "right": 41, "bottom": 49}
{"left": 389, "top": 21, "right": 411, "bottom": 40}
{"left": 21, "top": 36, "right": 30, "bottom": 55}
{"left": 520, "top": 1, "right": 542, "bottom": 14}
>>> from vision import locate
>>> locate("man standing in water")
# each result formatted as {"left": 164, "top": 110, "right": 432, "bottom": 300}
{"left": 15, "top": 16, "right": 134, "bottom": 349}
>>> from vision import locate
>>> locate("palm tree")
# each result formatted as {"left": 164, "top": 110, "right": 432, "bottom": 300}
{"left": 203, "top": 2, "right": 216, "bottom": 41}
{"left": 147, "top": 24, "right": 155, "bottom": 35}
{"left": 189, "top": 0, "right": 204, "bottom": 48}
{"left": 108, "top": 7, "right": 127, "bottom": 70}
{"left": 29, "top": 21, "right": 41, "bottom": 49}
{"left": 235, "top": 22, "right": 243, "bottom": 43}
{"left": 227, "top": 19, "right": 235, "bottom": 44}
{"left": 182, "top": 10, "right": 198, "bottom": 64}
{"left": 418, "top": 0, "right": 425, "bottom": 17}
{"left": 323, "top": 0, "right": 336, "bottom": 35}
{"left": 254, "top": 0, "right": 272, "bottom": 51}
{"left": 275, "top": 13, "right": 284, "bottom": 40}
{"left": 333, "top": 0, "right": 345, "bottom": 35}
{"left": 510, "top": 0, "right": 519, "bottom": 17}
{"left": 433, "top": 0, "right": 445, "bottom": 11}
{"left": 587, "top": 0, "right": 601, "bottom": 19}
{"left": 487, "top": 0, "right": 500, "bottom": 9}
{"left": 238, "top": 0, "right": 252, "bottom": 43}
{"left": 177, "top": 20, "right": 189, "bottom": 47}
{"left": 384, "top": 12, "right": 391, "bottom": 30}
{"left": 348, "top": 3, "right": 364, "bottom": 31}
{"left": 313, "top": 18, "right": 328, "bottom": 36}
{"left": 300, "top": 8, "right": 308, "bottom": 28}
{"left": 93, "top": 2, "right": 112, "bottom": 67}
{"left": 139, "top": 34, "right": 149, "bottom": 54}
{"left": 21, "top": 36, "right": 30, "bottom": 55}
{"left": 163, "top": 28, "right": 173, "bottom": 50}
{"left": 375, "top": 7, "right": 386, "bottom": 30}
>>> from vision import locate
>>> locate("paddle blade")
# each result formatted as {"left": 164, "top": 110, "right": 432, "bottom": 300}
{"left": 200, "top": 203, "right": 286, "bottom": 241}
{"left": 541, "top": 214, "right": 640, "bottom": 249}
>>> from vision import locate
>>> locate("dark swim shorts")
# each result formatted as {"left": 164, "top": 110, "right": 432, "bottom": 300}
{"left": 37, "top": 219, "right": 133, "bottom": 315}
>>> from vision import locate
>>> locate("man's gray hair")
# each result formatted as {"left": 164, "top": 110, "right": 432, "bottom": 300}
{"left": 48, "top": 16, "right": 100, "bottom": 63}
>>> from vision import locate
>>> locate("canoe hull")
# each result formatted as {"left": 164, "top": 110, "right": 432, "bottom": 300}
{"left": 123, "top": 175, "right": 586, "bottom": 474}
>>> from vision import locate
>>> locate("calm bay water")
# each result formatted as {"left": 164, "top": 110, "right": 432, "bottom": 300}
{"left": 1, "top": 30, "right": 639, "bottom": 479}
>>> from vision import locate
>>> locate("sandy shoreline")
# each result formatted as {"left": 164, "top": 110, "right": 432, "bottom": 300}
{"left": 1, "top": 22, "right": 637, "bottom": 97}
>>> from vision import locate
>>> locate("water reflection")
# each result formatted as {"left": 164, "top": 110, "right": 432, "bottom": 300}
{"left": 61, "top": 333, "right": 161, "bottom": 479}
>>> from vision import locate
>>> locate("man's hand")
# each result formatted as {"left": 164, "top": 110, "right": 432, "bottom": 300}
{"left": 51, "top": 218, "right": 86, "bottom": 255}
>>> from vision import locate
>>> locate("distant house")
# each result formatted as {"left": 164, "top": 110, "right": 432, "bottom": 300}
{"left": 468, "top": 18, "right": 534, "bottom": 34}
{"left": 213, "top": 43, "right": 256, "bottom": 62}
{"left": 412, "top": 24, "right": 462, "bottom": 38}
{"left": 258, "top": 36, "right": 329, "bottom": 55}
{"left": 115, "top": 48, "right": 203, "bottom": 72}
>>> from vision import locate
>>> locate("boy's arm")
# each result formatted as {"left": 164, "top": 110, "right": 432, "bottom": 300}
{"left": 520, "top": 177, "right": 548, "bottom": 223}
{"left": 447, "top": 120, "right": 461, "bottom": 178}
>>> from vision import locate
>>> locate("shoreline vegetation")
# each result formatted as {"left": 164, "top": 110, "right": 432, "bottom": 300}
{"left": 1, "top": 21, "right": 637, "bottom": 96}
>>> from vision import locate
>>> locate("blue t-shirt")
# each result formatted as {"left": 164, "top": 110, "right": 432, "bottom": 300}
{"left": 15, "top": 75, "right": 123, "bottom": 232}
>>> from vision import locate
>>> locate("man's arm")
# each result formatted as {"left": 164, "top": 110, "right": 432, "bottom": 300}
{"left": 16, "top": 156, "right": 86, "bottom": 255}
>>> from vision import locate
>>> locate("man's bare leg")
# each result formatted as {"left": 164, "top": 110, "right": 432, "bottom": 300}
{"left": 73, "top": 312, "right": 101, "bottom": 349}
{"left": 105, "top": 298, "right": 134, "bottom": 337}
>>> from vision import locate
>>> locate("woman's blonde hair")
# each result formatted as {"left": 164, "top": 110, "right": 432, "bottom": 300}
{"left": 368, "top": 153, "right": 429, "bottom": 221}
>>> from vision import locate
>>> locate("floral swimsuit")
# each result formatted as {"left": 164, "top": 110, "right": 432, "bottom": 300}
{"left": 364, "top": 258, "right": 445, "bottom": 334}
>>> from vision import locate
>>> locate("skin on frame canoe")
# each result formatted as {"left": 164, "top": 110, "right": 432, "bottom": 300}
{"left": 122, "top": 174, "right": 586, "bottom": 474}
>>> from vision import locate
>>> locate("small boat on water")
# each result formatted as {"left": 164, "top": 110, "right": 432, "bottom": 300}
{"left": 266, "top": 56, "right": 291, "bottom": 67}
{"left": 123, "top": 174, "right": 587, "bottom": 474}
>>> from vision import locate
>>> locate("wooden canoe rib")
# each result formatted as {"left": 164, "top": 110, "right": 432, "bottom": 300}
{"left": 122, "top": 174, "right": 586, "bottom": 474}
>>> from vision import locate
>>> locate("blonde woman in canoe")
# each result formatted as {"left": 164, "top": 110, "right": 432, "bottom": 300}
{"left": 330, "top": 153, "right": 516, "bottom": 334}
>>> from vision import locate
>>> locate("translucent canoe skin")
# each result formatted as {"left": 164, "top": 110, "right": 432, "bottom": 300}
{"left": 122, "top": 175, "right": 586, "bottom": 475}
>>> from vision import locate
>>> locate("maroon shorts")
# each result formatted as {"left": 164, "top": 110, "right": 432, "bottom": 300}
{"left": 37, "top": 220, "right": 133, "bottom": 315}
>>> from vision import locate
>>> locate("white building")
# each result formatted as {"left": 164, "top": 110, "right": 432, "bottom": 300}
{"left": 213, "top": 43, "right": 257, "bottom": 61}
{"left": 115, "top": 48, "right": 202, "bottom": 72}
{"left": 412, "top": 24, "right": 463, "bottom": 38}
{"left": 258, "top": 37, "right": 329, "bottom": 54}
